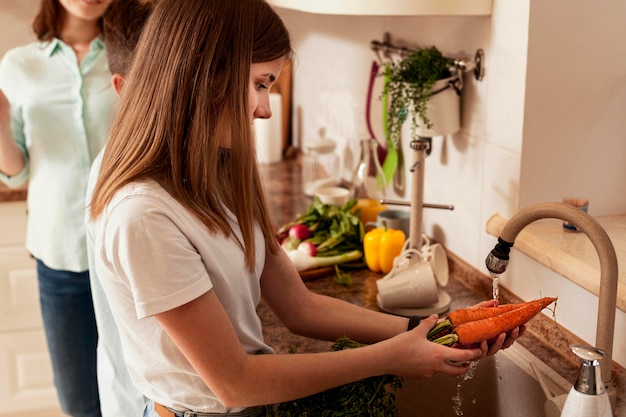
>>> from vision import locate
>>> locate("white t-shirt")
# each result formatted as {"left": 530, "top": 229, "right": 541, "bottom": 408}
{"left": 88, "top": 179, "right": 273, "bottom": 413}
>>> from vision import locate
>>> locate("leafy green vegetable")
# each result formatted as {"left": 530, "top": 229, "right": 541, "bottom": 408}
{"left": 332, "top": 265, "right": 352, "bottom": 287}
{"left": 265, "top": 337, "right": 403, "bottom": 417}
{"left": 278, "top": 197, "right": 364, "bottom": 258}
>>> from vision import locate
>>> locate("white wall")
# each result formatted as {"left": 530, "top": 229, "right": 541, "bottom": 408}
{"left": 494, "top": 0, "right": 626, "bottom": 369}
{"left": 520, "top": 0, "right": 626, "bottom": 216}
{"left": 275, "top": 0, "right": 626, "bottom": 368}
{"left": 0, "top": 0, "right": 38, "bottom": 57}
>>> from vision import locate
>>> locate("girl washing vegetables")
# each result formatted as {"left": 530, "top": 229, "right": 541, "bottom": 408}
{"left": 87, "top": 0, "right": 523, "bottom": 416}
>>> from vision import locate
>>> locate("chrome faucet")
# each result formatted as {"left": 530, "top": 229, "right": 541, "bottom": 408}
{"left": 485, "top": 202, "right": 619, "bottom": 390}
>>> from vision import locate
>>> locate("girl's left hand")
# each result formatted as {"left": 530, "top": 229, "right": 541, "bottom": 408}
{"left": 468, "top": 300, "right": 525, "bottom": 357}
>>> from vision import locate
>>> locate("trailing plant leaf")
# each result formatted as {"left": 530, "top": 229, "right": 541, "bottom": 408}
{"left": 381, "top": 65, "right": 398, "bottom": 186}
{"left": 382, "top": 46, "right": 452, "bottom": 147}
{"left": 265, "top": 337, "right": 404, "bottom": 416}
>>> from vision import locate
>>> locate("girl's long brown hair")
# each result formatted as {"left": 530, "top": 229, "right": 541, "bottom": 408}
{"left": 90, "top": 0, "right": 292, "bottom": 270}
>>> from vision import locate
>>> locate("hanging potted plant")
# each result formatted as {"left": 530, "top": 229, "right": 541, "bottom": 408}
{"left": 383, "top": 46, "right": 462, "bottom": 144}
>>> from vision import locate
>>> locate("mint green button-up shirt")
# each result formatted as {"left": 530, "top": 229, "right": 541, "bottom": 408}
{"left": 0, "top": 38, "right": 117, "bottom": 272}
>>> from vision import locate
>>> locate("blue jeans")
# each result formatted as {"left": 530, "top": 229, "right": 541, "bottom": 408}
{"left": 37, "top": 259, "right": 101, "bottom": 417}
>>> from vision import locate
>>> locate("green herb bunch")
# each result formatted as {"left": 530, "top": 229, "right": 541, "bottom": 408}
{"left": 383, "top": 46, "right": 452, "bottom": 146}
{"left": 265, "top": 337, "right": 404, "bottom": 417}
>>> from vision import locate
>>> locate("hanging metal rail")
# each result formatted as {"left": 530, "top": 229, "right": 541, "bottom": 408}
{"left": 370, "top": 32, "right": 485, "bottom": 81}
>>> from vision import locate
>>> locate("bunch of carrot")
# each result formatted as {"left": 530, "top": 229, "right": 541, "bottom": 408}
{"left": 427, "top": 296, "right": 557, "bottom": 346}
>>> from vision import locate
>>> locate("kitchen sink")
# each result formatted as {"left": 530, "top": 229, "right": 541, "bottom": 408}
{"left": 394, "top": 343, "right": 571, "bottom": 417}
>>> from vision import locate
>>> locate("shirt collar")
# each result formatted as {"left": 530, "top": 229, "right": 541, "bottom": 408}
{"left": 43, "top": 36, "right": 105, "bottom": 57}
{"left": 43, "top": 38, "right": 62, "bottom": 57}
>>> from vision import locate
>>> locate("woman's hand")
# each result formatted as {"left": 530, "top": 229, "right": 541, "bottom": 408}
{"left": 0, "top": 89, "right": 26, "bottom": 177}
{"left": 0, "top": 90, "right": 11, "bottom": 138}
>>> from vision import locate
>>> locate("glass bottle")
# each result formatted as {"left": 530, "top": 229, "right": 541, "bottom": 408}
{"left": 351, "top": 138, "right": 386, "bottom": 199}
{"left": 302, "top": 137, "right": 339, "bottom": 196}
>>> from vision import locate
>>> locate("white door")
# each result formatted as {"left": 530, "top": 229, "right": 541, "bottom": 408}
{"left": 0, "top": 202, "right": 62, "bottom": 415}
{"left": 0, "top": 330, "right": 62, "bottom": 416}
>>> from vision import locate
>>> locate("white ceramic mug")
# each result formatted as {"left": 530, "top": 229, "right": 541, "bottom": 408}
{"left": 376, "top": 249, "right": 439, "bottom": 309}
{"left": 419, "top": 235, "right": 449, "bottom": 286}
{"left": 365, "top": 209, "right": 410, "bottom": 238}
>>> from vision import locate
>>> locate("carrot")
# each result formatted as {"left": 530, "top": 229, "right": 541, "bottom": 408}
{"left": 427, "top": 297, "right": 552, "bottom": 341}
{"left": 429, "top": 297, "right": 557, "bottom": 346}
{"left": 453, "top": 296, "right": 556, "bottom": 345}
{"left": 447, "top": 303, "right": 522, "bottom": 325}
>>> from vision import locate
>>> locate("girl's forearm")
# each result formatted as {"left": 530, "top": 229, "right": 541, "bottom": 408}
{"left": 286, "top": 291, "right": 408, "bottom": 344}
{"left": 211, "top": 339, "right": 393, "bottom": 408}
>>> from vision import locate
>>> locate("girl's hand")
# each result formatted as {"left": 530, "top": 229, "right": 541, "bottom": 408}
{"left": 481, "top": 324, "right": 525, "bottom": 356}
{"left": 387, "top": 315, "right": 483, "bottom": 379}
{"left": 469, "top": 299, "right": 525, "bottom": 356}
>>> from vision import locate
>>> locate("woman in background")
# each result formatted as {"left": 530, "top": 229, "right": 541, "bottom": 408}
{"left": 89, "top": 0, "right": 520, "bottom": 416}
{"left": 0, "top": 1, "right": 116, "bottom": 416}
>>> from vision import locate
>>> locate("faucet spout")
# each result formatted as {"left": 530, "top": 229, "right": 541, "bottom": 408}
{"left": 485, "top": 202, "right": 618, "bottom": 385}
{"left": 485, "top": 237, "right": 514, "bottom": 274}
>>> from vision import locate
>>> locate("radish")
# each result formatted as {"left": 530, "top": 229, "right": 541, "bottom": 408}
{"left": 289, "top": 224, "right": 311, "bottom": 240}
{"left": 297, "top": 241, "right": 317, "bottom": 257}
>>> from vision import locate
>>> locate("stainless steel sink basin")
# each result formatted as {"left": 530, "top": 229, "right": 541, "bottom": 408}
{"left": 395, "top": 343, "right": 571, "bottom": 417}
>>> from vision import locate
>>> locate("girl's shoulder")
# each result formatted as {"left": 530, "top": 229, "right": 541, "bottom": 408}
{"left": 107, "top": 180, "right": 193, "bottom": 225}
{"left": 102, "top": 180, "right": 210, "bottom": 248}
{"left": 110, "top": 180, "right": 173, "bottom": 211}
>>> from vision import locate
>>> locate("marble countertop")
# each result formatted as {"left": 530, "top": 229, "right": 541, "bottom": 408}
{"left": 257, "top": 159, "right": 624, "bottom": 413}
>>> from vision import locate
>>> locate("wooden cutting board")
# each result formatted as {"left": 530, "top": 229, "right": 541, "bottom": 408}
{"left": 299, "top": 266, "right": 335, "bottom": 281}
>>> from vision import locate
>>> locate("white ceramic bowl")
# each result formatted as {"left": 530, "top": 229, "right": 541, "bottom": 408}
{"left": 315, "top": 186, "right": 350, "bottom": 206}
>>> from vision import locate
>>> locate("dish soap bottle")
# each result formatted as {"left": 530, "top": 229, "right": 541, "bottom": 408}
{"left": 560, "top": 345, "right": 613, "bottom": 417}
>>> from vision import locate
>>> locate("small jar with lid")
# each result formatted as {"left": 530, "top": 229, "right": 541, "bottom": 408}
{"left": 302, "top": 136, "right": 339, "bottom": 196}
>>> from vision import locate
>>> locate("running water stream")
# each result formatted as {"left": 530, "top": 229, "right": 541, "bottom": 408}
{"left": 490, "top": 272, "right": 500, "bottom": 306}
{"left": 450, "top": 272, "right": 502, "bottom": 415}
{"left": 452, "top": 361, "right": 480, "bottom": 416}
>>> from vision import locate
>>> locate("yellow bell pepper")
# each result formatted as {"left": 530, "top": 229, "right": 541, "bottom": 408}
{"left": 363, "top": 224, "right": 406, "bottom": 274}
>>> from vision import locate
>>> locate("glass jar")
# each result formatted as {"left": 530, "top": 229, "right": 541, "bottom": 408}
{"left": 302, "top": 137, "right": 339, "bottom": 196}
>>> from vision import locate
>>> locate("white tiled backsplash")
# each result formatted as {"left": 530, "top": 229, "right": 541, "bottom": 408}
{"left": 276, "top": 0, "right": 626, "bottom": 367}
